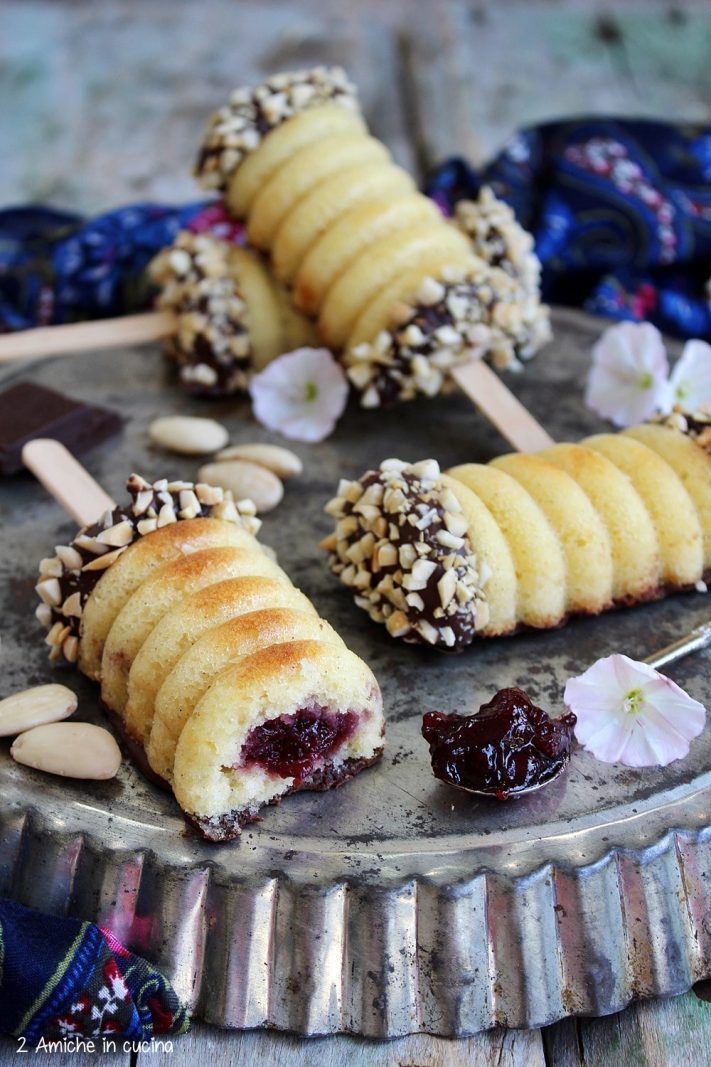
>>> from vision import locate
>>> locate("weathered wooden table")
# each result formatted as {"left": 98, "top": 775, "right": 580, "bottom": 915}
{"left": 2, "top": 1, "right": 711, "bottom": 1063}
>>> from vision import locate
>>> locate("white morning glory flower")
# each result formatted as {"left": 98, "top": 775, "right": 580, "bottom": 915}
{"left": 564, "top": 653, "right": 706, "bottom": 768}
{"left": 669, "top": 339, "right": 711, "bottom": 412}
{"left": 585, "top": 321, "right": 670, "bottom": 427}
{"left": 249, "top": 347, "right": 349, "bottom": 443}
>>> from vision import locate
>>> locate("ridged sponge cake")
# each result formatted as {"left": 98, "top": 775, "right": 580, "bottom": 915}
{"left": 293, "top": 194, "right": 441, "bottom": 316}
{"left": 271, "top": 162, "right": 416, "bottom": 286}
{"left": 195, "top": 66, "right": 549, "bottom": 408}
{"left": 539, "top": 443, "right": 661, "bottom": 601}
{"left": 101, "top": 545, "right": 286, "bottom": 720}
{"left": 247, "top": 133, "right": 390, "bottom": 249}
{"left": 625, "top": 423, "right": 711, "bottom": 570}
{"left": 490, "top": 452, "right": 614, "bottom": 616}
{"left": 35, "top": 473, "right": 384, "bottom": 841}
{"left": 447, "top": 463, "right": 567, "bottom": 629}
{"left": 318, "top": 222, "right": 471, "bottom": 349}
{"left": 148, "top": 609, "right": 343, "bottom": 784}
{"left": 323, "top": 422, "right": 710, "bottom": 651}
{"left": 127, "top": 576, "right": 315, "bottom": 751}
{"left": 439, "top": 473, "right": 517, "bottom": 636}
{"left": 226, "top": 104, "right": 366, "bottom": 218}
{"left": 584, "top": 433, "right": 702, "bottom": 586}
{"left": 173, "top": 640, "right": 383, "bottom": 841}
{"left": 80, "top": 519, "right": 259, "bottom": 681}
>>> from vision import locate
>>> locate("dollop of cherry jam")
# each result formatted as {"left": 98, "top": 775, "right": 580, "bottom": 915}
{"left": 240, "top": 705, "right": 357, "bottom": 783}
{"left": 421, "top": 687, "right": 576, "bottom": 799}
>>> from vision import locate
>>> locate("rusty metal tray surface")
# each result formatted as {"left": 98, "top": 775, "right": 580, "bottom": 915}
{"left": 1, "top": 309, "right": 711, "bottom": 1037}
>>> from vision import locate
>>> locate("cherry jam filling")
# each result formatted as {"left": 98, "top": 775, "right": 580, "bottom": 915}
{"left": 239, "top": 705, "right": 358, "bottom": 783}
{"left": 422, "top": 687, "right": 576, "bottom": 799}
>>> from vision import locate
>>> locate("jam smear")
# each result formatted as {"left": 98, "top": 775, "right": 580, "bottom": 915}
{"left": 422, "top": 687, "right": 576, "bottom": 799}
{"left": 240, "top": 705, "right": 357, "bottom": 783}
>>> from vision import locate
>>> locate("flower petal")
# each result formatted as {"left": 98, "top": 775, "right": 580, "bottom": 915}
{"left": 669, "top": 339, "right": 711, "bottom": 412}
{"left": 564, "top": 653, "right": 706, "bottom": 768}
{"left": 616, "top": 722, "right": 669, "bottom": 767}
{"left": 585, "top": 322, "right": 670, "bottom": 427}
{"left": 617, "top": 699, "right": 702, "bottom": 767}
{"left": 575, "top": 708, "right": 635, "bottom": 764}
{"left": 639, "top": 674, "right": 706, "bottom": 737}
{"left": 249, "top": 347, "right": 349, "bottom": 442}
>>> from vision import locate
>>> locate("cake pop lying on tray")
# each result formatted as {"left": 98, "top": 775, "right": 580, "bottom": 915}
{"left": 30, "top": 441, "right": 384, "bottom": 841}
{"left": 194, "top": 66, "right": 550, "bottom": 408}
{"left": 321, "top": 413, "right": 711, "bottom": 651}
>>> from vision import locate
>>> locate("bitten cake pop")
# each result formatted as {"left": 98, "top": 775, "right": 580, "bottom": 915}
{"left": 321, "top": 417, "right": 710, "bottom": 651}
{"left": 194, "top": 66, "right": 549, "bottom": 407}
{"left": 35, "top": 474, "right": 383, "bottom": 839}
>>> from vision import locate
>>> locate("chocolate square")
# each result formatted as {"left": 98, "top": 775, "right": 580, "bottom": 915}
{"left": 0, "top": 380, "right": 123, "bottom": 475}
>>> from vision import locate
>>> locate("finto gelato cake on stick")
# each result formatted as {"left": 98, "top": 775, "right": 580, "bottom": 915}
{"left": 33, "top": 449, "right": 383, "bottom": 841}
{"left": 321, "top": 414, "right": 711, "bottom": 651}
{"left": 193, "top": 66, "right": 550, "bottom": 409}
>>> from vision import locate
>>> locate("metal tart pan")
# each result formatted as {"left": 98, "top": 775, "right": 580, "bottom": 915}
{"left": 1, "top": 309, "right": 710, "bottom": 1035}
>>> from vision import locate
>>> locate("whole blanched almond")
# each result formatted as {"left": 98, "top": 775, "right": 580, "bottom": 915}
{"left": 11, "top": 722, "right": 122, "bottom": 780}
{"left": 149, "top": 415, "right": 229, "bottom": 455}
{"left": 0, "top": 684, "right": 77, "bottom": 738}
{"left": 198, "top": 460, "right": 283, "bottom": 513}
{"left": 215, "top": 443, "right": 302, "bottom": 480}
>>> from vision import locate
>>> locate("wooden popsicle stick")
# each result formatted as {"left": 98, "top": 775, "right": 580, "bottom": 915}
{"left": 22, "top": 439, "right": 116, "bottom": 527}
{"left": 451, "top": 358, "right": 555, "bottom": 453}
{"left": 0, "top": 310, "right": 176, "bottom": 364}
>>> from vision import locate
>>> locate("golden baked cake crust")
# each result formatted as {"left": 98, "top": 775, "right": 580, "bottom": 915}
{"left": 625, "top": 423, "right": 711, "bottom": 570}
{"left": 195, "top": 67, "right": 549, "bottom": 407}
{"left": 491, "top": 452, "right": 614, "bottom": 615}
{"left": 129, "top": 577, "right": 313, "bottom": 757}
{"left": 584, "top": 433, "right": 703, "bottom": 587}
{"left": 447, "top": 463, "right": 567, "bottom": 629}
{"left": 148, "top": 609, "right": 344, "bottom": 784}
{"left": 36, "top": 474, "right": 384, "bottom": 841}
{"left": 117, "top": 547, "right": 290, "bottom": 742}
{"left": 293, "top": 194, "right": 441, "bottom": 316}
{"left": 79, "top": 519, "right": 258, "bottom": 680}
{"left": 173, "top": 640, "right": 383, "bottom": 840}
{"left": 323, "top": 423, "right": 710, "bottom": 651}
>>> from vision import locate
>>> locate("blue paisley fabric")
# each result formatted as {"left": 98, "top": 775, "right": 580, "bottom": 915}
{"left": 1, "top": 118, "right": 710, "bottom": 340}
{"left": 0, "top": 898, "right": 189, "bottom": 1045}
{"left": 0, "top": 202, "right": 206, "bottom": 331}
{"left": 426, "top": 118, "right": 711, "bottom": 340}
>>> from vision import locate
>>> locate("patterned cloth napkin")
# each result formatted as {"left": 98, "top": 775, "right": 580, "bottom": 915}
{"left": 0, "top": 899, "right": 189, "bottom": 1045}
{"left": 427, "top": 117, "right": 711, "bottom": 341}
{"left": 3, "top": 117, "right": 708, "bottom": 342}
{"left": 0, "top": 201, "right": 213, "bottom": 331}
